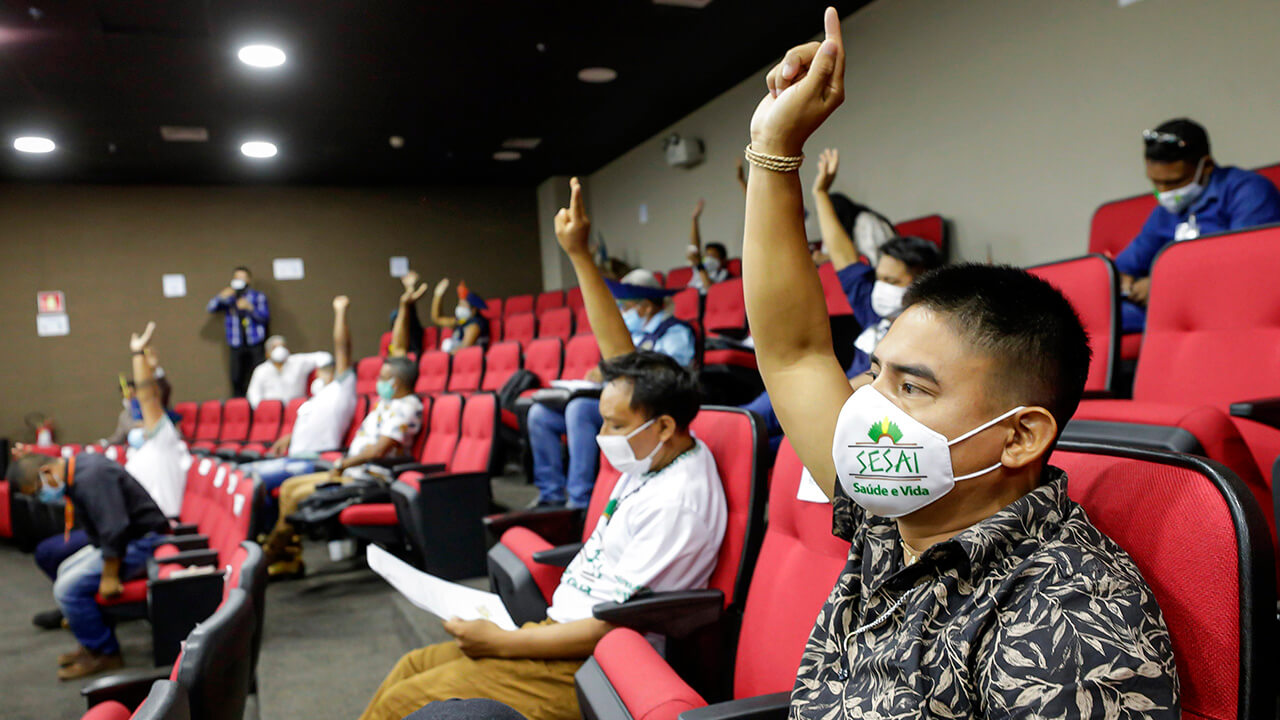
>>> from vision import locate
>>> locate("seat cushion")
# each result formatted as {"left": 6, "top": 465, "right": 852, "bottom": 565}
{"left": 340, "top": 503, "right": 398, "bottom": 526}
{"left": 81, "top": 700, "right": 133, "bottom": 720}
{"left": 1120, "top": 332, "right": 1142, "bottom": 360}
{"left": 703, "top": 348, "right": 758, "bottom": 370}
{"left": 499, "top": 526, "right": 564, "bottom": 604}
{"left": 594, "top": 628, "right": 707, "bottom": 720}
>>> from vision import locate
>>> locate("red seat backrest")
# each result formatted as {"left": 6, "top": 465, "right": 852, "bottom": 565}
{"left": 219, "top": 399, "right": 251, "bottom": 443}
{"left": 409, "top": 395, "right": 433, "bottom": 460}
{"left": 524, "top": 338, "right": 564, "bottom": 385}
{"left": 572, "top": 306, "right": 591, "bottom": 336}
{"left": 488, "top": 316, "right": 503, "bottom": 343}
{"left": 422, "top": 326, "right": 440, "bottom": 353}
{"left": 672, "top": 287, "right": 700, "bottom": 323}
{"left": 174, "top": 402, "right": 198, "bottom": 439}
{"left": 451, "top": 394, "right": 497, "bottom": 474}
{"left": 481, "top": 342, "right": 522, "bottom": 392}
{"left": 246, "top": 400, "right": 283, "bottom": 443}
{"left": 481, "top": 298, "right": 503, "bottom": 321}
{"left": 25, "top": 445, "right": 61, "bottom": 458}
{"left": 1027, "top": 254, "right": 1118, "bottom": 394}
{"left": 816, "top": 262, "right": 853, "bottom": 316}
{"left": 1254, "top": 162, "right": 1280, "bottom": 192}
{"left": 652, "top": 271, "right": 665, "bottom": 287}
{"left": 343, "top": 395, "right": 370, "bottom": 448}
{"left": 665, "top": 267, "right": 693, "bottom": 290}
{"left": 893, "top": 214, "right": 948, "bottom": 255}
{"left": 535, "top": 290, "right": 565, "bottom": 315}
{"left": 734, "top": 439, "right": 849, "bottom": 699}
{"left": 503, "top": 313, "right": 537, "bottom": 346}
{"left": 537, "top": 307, "right": 574, "bottom": 342}
{"left": 563, "top": 335, "right": 601, "bottom": 381}
{"left": 1088, "top": 193, "right": 1157, "bottom": 258}
{"left": 1052, "top": 443, "right": 1271, "bottom": 720}
{"left": 420, "top": 394, "right": 463, "bottom": 466}
{"left": 504, "top": 294, "right": 534, "bottom": 317}
{"left": 378, "top": 331, "right": 393, "bottom": 358}
{"left": 566, "top": 287, "right": 585, "bottom": 311}
{"left": 703, "top": 278, "right": 746, "bottom": 333}
{"left": 280, "top": 398, "right": 306, "bottom": 437}
{"left": 415, "top": 350, "right": 452, "bottom": 395}
{"left": 355, "top": 356, "right": 383, "bottom": 396}
{"left": 1137, "top": 227, "right": 1280, "bottom": 480}
{"left": 725, "top": 258, "right": 742, "bottom": 277}
{"left": 446, "top": 346, "right": 485, "bottom": 393}
{"left": 194, "top": 401, "right": 222, "bottom": 442}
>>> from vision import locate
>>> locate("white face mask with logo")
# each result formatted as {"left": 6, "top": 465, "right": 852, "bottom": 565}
{"left": 1154, "top": 156, "right": 1208, "bottom": 214}
{"left": 831, "top": 385, "right": 1024, "bottom": 518}
{"left": 870, "top": 281, "right": 908, "bottom": 320}
{"left": 596, "top": 418, "right": 664, "bottom": 475}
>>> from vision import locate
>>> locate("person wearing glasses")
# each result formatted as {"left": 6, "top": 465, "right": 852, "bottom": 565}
{"left": 1116, "top": 118, "right": 1280, "bottom": 331}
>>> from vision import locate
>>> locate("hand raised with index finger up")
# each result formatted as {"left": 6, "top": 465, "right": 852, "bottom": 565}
{"left": 750, "top": 7, "right": 846, "bottom": 158}
{"left": 554, "top": 177, "right": 591, "bottom": 258}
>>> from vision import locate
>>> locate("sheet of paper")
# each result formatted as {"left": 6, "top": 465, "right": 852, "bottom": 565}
{"left": 550, "top": 379, "right": 603, "bottom": 392}
{"left": 36, "top": 312, "right": 70, "bottom": 337}
{"left": 367, "top": 545, "right": 517, "bottom": 630}
{"left": 162, "top": 273, "right": 187, "bottom": 298}
{"left": 389, "top": 256, "right": 409, "bottom": 278}
{"left": 273, "top": 257, "right": 305, "bottom": 281}
{"left": 797, "top": 467, "right": 831, "bottom": 504}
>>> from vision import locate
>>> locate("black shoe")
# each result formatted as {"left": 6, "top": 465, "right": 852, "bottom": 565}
{"left": 525, "top": 497, "right": 565, "bottom": 510}
{"left": 33, "top": 608, "right": 64, "bottom": 630}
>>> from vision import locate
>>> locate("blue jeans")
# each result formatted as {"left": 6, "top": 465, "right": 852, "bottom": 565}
{"left": 740, "top": 391, "right": 784, "bottom": 457}
{"left": 1121, "top": 299, "right": 1146, "bottom": 333}
{"left": 53, "top": 533, "right": 161, "bottom": 654}
{"left": 527, "top": 398, "right": 602, "bottom": 508}
{"left": 35, "top": 529, "right": 91, "bottom": 582}
{"left": 243, "top": 457, "right": 317, "bottom": 522}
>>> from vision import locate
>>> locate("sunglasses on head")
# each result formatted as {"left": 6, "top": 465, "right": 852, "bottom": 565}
{"left": 1142, "top": 129, "right": 1187, "bottom": 147}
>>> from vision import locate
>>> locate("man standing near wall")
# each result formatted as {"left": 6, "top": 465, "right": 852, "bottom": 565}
{"left": 207, "top": 266, "right": 270, "bottom": 397}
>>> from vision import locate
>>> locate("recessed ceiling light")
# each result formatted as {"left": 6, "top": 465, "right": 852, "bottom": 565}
{"left": 389, "top": 136, "right": 405, "bottom": 149}
{"left": 502, "top": 138, "right": 542, "bottom": 150}
{"left": 653, "top": 0, "right": 714, "bottom": 7}
{"left": 493, "top": 150, "right": 521, "bottom": 161}
{"left": 13, "top": 136, "right": 55, "bottom": 153}
{"left": 160, "top": 126, "right": 209, "bottom": 142}
{"left": 240, "top": 141, "right": 277, "bottom": 158}
{"left": 238, "top": 44, "right": 286, "bottom": 68}
{"left": 577, "top": 67, "right": 617, "bottom": 84}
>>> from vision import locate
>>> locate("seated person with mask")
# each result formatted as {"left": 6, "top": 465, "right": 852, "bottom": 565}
{"left": 245, "top": 334, "right": 337, "bottom": 409}
{"left": 743, "top": 11, "right": 1176, "bottom": 716}
{"left": 261, "top": 287, "right": 424, "bottom": 578}
{"left": 358, "top": 347, "right": 725, "bottom": 720}
{"left": 527, "top": 179, "right": 697, "bottom": 509}
{"left": 9, "top": 324, "right": 174, "bottom": 680}
{"left": 242, "top": 296, "right": 359, "bottom": 516}
{"left": 1117, "top": 118, "right": 1280, "bottom": 332}
{"left": 686, "top": 199, "right": 731, "bottom": 293}
{"left": 431, "top": 278, "right": 491, "bottom": 354}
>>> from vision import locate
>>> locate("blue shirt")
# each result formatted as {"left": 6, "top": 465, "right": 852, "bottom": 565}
{"left": 206, "top": 289, "right": 270, "bottom": 348}
{"left": 631, "top": 311, "right": 697, "bottom": 368}
{"left": 836, "top": 262, "right": 880, "bottom": 378}
{"left": 1115, "top": 165, "right": 1280, "bottom": 277}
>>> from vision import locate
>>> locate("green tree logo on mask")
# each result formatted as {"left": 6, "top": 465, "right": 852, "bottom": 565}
{"left": 867, "top": 418, "right": 904, "bottom": 444}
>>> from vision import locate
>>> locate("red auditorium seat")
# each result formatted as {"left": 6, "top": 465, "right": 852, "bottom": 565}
{"left": 173, "top": 402, "right": 198, "bottom": 439}
{"left": 504, "top": 294, "right": 534, "bottom": 317}
{"left": 488, "top": 316, "right": 503, "bottom": 343}
{"left": 503, "top": 312, "right": 537, "bottom": 346}
{"left": 414, "top": 350, "right": 452, "bottom": 395}
{"left": 237, "top": 399, "right": 283, "bottom": 457}
{"left": 378, "top": 331, "right": 393, "bottom": 357}
{"left": 816, "top": 261, "right": 853, "bottom": 316}
{"left": 481, "top": 342, "right": 523, "bottom": 392}
{"left": 316, "top": 395, "right": 371, "bottom": 466}
{"left": 523, "top": 338, "right": 565, "bottom": 386}
{"left": 422, "top": 325, "right": 440, "bottom": 353}
{"left": 446, "top": 346, "right": 485, "bottom": 393}
{"left": 1089, "top": 192, "right": 1157, "bottom": 260}
{"left": 79, "top": 679, "right": 187, "bottom": 720}
{"left": 702, "top": 279, "right": 756, "bottom": 371}
{"left": 665, "top": 266, "right": 693, "bottom": 290}
{"left": 1028, "top": 254, "right": 1119, "bottom": 395}
{"left": 0, "top": 477, "right": 11, "bottom": 539}
{"left": 1254, "top": 162, "right": 1280, "bottom": 191}
{"left": 652, "top": 271, "right": 665, "bottom": 287}
{"left": 189, "top": 401, "right": 222, "bottom": 453}
{"left": 725, "top": 258, "right": 742, "bottom": 277}
{"left": 212, "top": 398, "right": 252, "bottom": 456}
{"left": 355, "top": 356, "right": 382, "bottom": 396}
{"left": 572, "top": 305, "right": 591, "bottom": 336}
{"left": 566, "top": 287, "right": 585, "bottom": 311}
{"left": 562, "top": 335, "right": 601, "bottom": 381}
{"left": 535, "top": 290, "right": 565, "bottom": 315}
{"left": 280, "top": 397, "right": 305, "bottom": 438}
{"left": 537, "top": 306, "right": 574, "bottom": 342}
{"left": 893, "top": 214, "right": 949, "bottom": 255}
{"left": 672, "top": 287, "right": 700, "bottom": 323}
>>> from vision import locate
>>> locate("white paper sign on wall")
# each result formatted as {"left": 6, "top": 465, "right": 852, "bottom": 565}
{"left": 37, "top": 313, "right": 70, "bottom": 337}
{"left": 162, "top": 273, "right": 187, "bottom": 298}
{"left": 390, "top": 256, "right": 409, "bottom": 278}
{"left": 638, "top": 203, "right": 649, "bottom": 224}
{"left": 273, "top": 258, "right": 305, "bottom": 281}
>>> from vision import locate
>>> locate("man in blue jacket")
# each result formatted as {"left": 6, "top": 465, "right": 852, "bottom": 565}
{"left": 1117, "top": 118, "right": 1280, "bottom": 331}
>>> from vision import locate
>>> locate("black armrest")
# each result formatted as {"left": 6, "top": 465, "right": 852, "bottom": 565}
{"left": 236, "top": 449, "right": 263, "bottom": 461}
{"left": 1230, "top": 397, "right": 1280, "bottom": 430}
{"left": 212, "top": 448, "right": 240, "bottom": 460}
{"left": 170, "top": 522, "right": 199, "bottom": 535}
{"left": 678, "top": 692, "right": 791, "bottom": 720}
{"left": 393, "top": 462, "right": 448, "bottom": 476}
{"left": 82, "top": 668, "right": 170, "bottom": 708}
{"left": 592, "top": 588, "right": 724, "bottom": 638}
{"left": 370, "top": 455, "right": 415, "bottom": 468}
{"left": 313, "top": 460, "right": 334, "bottom": 471}
{"left": 155, "top": 548, "right": 219, "bottom": 568}
{"left": 163, "top": 534, "right": 208, "bottom": 552}
{"left": 531, "top": 542, "right": 583, "bottom": 568}
{"left": 483, "top": 507, "right": 585, "bottom": 547}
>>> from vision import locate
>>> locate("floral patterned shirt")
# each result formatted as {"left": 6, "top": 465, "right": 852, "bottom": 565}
{"left": 790, "top": 467, "right": 1179, "bottom": 719}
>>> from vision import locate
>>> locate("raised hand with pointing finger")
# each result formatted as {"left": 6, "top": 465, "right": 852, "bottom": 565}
{"left": 750, "top": 6, "right": 845, "bottom": 159}
{"left": 554, "top": 177, "right": 591, "bottom": 257}
{"left": 130, "top": 321, "right": 156, "bottom": 354}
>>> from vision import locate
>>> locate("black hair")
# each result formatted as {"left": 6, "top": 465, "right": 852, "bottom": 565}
{"left": 828, "top": 193, "right": 893, "bottom": 238}
{"left": 7, "top": 453, "right": 56, "bottom": 493}
{"left": 1145, "top": 118, "right": 1210, "bottom": 164}
{"left": 880, "top": 236, "right": 944, "bottom": 276}
{"left": 599, "top": 350, "right": 701, "bottom": 430}
{"left": 705, "top": 243, "right": 728, "bottom": 259}
{"left": 903, "top": 264, "right": 1091, "bottom": 432}
{"left": 384, "top": 356, "right": 418, "bottom": 390}
{"left": 233, "top": 266, "right": 252, "bottom": 277}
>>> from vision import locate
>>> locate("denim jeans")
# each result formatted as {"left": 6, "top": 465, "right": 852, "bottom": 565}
{"left": 527, "top": 398, "right": 602, "bottom": 508}
{"left": 53, "top": 533, "right": 161, "bottom": 654}
{"left": 1121, "top": 299, "right": 1146, "bottom": 333}
{"left": 740, "top": 390, "right": 784, "bottom": 458}
{"left": 35, "top": 529, "right": 90, "bottom": 582}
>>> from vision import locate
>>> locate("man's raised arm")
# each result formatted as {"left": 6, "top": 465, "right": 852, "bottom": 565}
{"left": 129, "top": 322, "right": 165, "bottom": 433}
{"left": 556, "top": 177, "right": 635, "bottom": 360}
{"left": 333, "top": 295, "right": 352, "bottom": 375}
{"left": 743, "top": 8, "right": 851, "bottom": 495}
{"left": 390, "top": 283, "right": 426, "bottom": 358}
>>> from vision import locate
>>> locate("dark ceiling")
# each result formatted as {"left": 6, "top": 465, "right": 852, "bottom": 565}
{"left": 0, "top": 0, "right": 869, "bottom": 185}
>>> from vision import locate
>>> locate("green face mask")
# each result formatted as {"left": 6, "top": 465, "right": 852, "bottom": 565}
{"left": 376, "top": 379, "right": 396, "bottom": 400}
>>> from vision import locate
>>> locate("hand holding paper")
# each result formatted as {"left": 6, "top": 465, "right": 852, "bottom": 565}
{"left": 366, "top": 545, "right": 517, "bottom": 631}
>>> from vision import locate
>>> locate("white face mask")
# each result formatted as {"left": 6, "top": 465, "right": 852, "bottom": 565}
{"left": 269, "top": 346, "right": 290, "bottom": 364}
{"left": 1154, "top": 156, "right": 1208, "bottom": 214}
{"left": 455, "top": 305, "right": 473, "bottom": 322}
{"left": 870, "top": 281, "right": 908, "bottom": 320}
{"left": 831, "top": 385, "right": 1024, "bottom": 518}
{"left": 230, "top": 278, "right": 247, "bottom": 291}
{"left": 310, "top": 377, "right": 327, "bottom": 396}
{"left": 596, "top": 418, "right": 664, "bottom": 475}
{"left": 127, "top": 427, "right": 146, "bottom": 449}
{"left": 703, "top": 257, "right": 722, "bottom": 274}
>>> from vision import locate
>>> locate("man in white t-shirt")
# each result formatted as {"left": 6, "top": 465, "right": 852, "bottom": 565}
{"left": 358, "top": 350, "right": 725, "bottom": 720}
{"left": 122, "top": 324, "right": 189, "bottom": 518}
{"left": 245, "top": 335, "right": 334, "bottom": 409}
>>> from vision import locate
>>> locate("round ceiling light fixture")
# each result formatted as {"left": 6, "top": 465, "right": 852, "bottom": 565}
{"left": 13, "top": 136, "right": 55, "bottom": 153}
{"left": 240, "top": 141, "right": 278, "bottom": 158}
{"left": 577, "top": 67, "right": 617, "bottom": 84}
{"left": 237, "top": 44, "right": 286, "bottom": 68}
{"left": 493, "top": 150, "right": 521, "bottom": 161}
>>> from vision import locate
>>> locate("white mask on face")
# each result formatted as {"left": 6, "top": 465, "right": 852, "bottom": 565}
{"left": 230, "top": 278, "right": 247, "bottom": 291}
{"left": 596, "top": 418, "right": 664, "bottom": 475}
{"left": 1154, "top": 156, "right": 1208, "bottom": 214}
{"left": 127, "top": 427, "right": 146, "bottom": 449}
{"left": 310, "top": 377, "right": 327, "bottom": 396}
{"left": 455, "top": 305, "right": 473, "bottom": 322}
{"left": 831, "top": 385, "right": 1024, "bottom": 518}
{"left": 703, "top": 257, "right": 722, "bottom": 275}
{"left": 269, "top": 346, "right": 290, "bottom": 364}
{"left": 870, "top": 281, "right": 908, "bottom": 320}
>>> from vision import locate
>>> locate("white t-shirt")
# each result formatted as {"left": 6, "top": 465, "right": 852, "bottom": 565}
{"left": 125, "top": 415, "right": 191, "bottom": 517}
{"left": 347, "top": 393, "right": 424, "bottom": 460}
{"left": 289, "top": 370, "right": 358, "bottom": 457}
{"left": 546, "top": 438, "right": 727, "bottom": 623}
{"left": 245, "top": 351, "right": 333, "bottom": 409}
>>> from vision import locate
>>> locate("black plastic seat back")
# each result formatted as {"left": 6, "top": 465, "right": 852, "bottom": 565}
{"left": 132, "top": 680, "right": 190, "bottom": 720}
{"left": 177, "top": 589, "right": 254, "bottom": 720}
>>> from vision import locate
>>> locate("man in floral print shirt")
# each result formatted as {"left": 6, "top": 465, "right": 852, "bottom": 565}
{"left": 739, "top": 8, "right": 1178, "bottom": 719}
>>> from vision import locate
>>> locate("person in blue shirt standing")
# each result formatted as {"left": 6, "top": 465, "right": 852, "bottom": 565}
{"left": 1116, "top": 118, "right": 1280, "bottom": 331}
{"left": 206, "top": 266, "right": 270, "bottom": 397}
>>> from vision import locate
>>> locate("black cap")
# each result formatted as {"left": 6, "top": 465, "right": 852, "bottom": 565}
{"left": 1144, "top": 118, "right": 1210, "bottom": 163}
